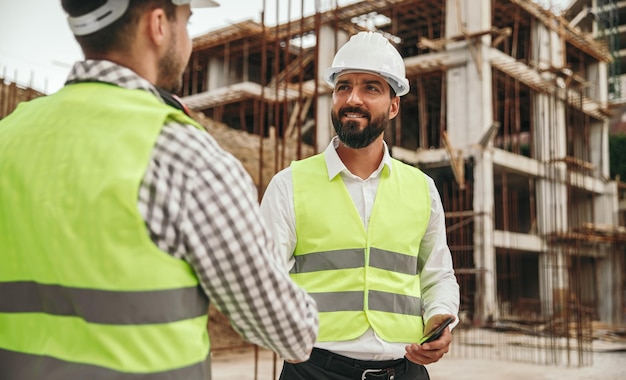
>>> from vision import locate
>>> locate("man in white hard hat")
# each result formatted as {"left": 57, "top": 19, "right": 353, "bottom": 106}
{"left": 260, "top": 31, "right": 460, "bottom": 379}
{"left": 0, "top": 1, "right": 318, "bottom": 379}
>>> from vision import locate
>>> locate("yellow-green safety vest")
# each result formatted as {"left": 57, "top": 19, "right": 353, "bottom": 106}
{"left": 0, "top": 83, "right": 210, "bottom": 379}
{"left": 291, "top": 153, "right": 431, "bottom": 343}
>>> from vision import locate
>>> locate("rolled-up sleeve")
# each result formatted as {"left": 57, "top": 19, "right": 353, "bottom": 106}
{"left": 179, "top": 132, "right": 318, "bottom": 361}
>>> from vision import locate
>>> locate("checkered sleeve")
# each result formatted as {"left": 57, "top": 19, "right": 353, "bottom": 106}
{"left": 141, "top": 122, "right": 318, "bottom": 361}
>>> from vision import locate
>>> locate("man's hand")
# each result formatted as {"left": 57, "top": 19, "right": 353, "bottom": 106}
{"left": 404, "top": 314, "right": 455, "bottom": 365}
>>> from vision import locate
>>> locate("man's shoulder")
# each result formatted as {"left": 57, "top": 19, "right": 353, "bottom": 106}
{"left": 290, "top": 152, "right": 324, "bottom": 167}
{"left": 157, "top": 122, "right": 237, "bottom": 172}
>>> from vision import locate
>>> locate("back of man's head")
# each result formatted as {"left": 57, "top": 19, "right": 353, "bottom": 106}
{"left": 61, "top": 0, "right": 178, "bottom": 56}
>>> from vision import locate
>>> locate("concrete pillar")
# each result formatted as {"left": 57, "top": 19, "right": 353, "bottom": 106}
{"left": 587, "top": 53, "right": 620, "bottom": 324}
{"left": 531, "top": 19, "right": 569, "bottom": 316}
{"left": 206, "top": 57, "right": 224, "bottom": 91}
{"left": 315, "top": 26, "right": 348, "bottom": 152}
{"left": 446, "top": 0, "right": 496, "bottom": 323}
{"left": 588, "top": 61, "right": 610, "bottom": 179}
{"left": 446, "top": 0, "right": 493, "bottom": 149}
{"left": 472, "top": 148, "right": 497, "bottom": 322}
{"left": 595, "top": 181, "right": 622, "bottom": 324}
{"left": 591, "top": 0, "right": 599, "bottom": 36}
{"left": 597, "top": 247, "right": 623, "bottom": 323}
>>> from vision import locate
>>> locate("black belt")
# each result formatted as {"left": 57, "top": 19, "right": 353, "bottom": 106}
{"left": 309, "top": 348, "right": 407, "bottom": 380}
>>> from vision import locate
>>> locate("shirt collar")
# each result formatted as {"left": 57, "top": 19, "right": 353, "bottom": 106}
{"left": 65, "top": 60, "right": 164, "bottom": 102}
{"left": 324, "top": 136, "right": 393, "bottom": 181}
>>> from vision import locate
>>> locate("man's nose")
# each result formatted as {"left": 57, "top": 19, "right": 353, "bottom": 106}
{"left": 346, "top": 89, "right": 364, "bottom": 105}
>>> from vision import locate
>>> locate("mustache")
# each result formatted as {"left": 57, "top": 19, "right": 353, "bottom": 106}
{"left": 338, "top": 106, "right": 371, "bottom": 119}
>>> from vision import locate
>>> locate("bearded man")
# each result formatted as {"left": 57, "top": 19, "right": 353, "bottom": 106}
{"left": 260, "top": 31, "right": 460, "bottom": 380}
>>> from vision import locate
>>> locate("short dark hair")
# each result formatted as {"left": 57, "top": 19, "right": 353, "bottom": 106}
{"left": 61, "top": 0, "right": 177, "bottom": 55}
{"left": 389, "top": 86, "right": 397, "bottom": 98}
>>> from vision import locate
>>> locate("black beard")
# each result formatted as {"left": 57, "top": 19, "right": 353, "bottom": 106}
{"left": 157, "top": 31, "right": 185, "bottom": 94}
{"left": 331, "top": 107, "right": 389, "bottom": 149}
{"left": 157, "top": 52, "right": 183, "bottom": 94}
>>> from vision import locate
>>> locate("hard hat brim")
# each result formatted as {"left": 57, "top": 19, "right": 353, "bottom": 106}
{"left": 174, "top": 0, "right": 220, "bottom": 7}
{"left": 325, "top": 68, "right": 410, "bottom": 97}
{"left": 68, "top": 0, "right": 219, "bottom": 36}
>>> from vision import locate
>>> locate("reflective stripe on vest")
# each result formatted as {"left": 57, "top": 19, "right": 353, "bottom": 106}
{"left": 291, "top": 153, "right": 431, "bottom": 343}
{"left": 0, "top": 83, "right": 210, "bottom": 379}
{"left": 0, "top": 349, "right": 209, "bottom": 380}
{"left": 291, "top": 247, "right": 418, "bottom": 275}
{"left": 0, "top": 281, "right": 207, "bottom": 324}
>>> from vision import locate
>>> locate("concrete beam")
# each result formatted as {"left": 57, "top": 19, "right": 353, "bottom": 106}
{"left": 493, "top": 230, "right": 543, "bottom": 252}
{"left": 492, "top": 149, "right": 541, "bottom": 177}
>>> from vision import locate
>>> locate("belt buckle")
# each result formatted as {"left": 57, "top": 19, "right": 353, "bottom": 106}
{"left": 361, "top": 368, "right": 395, "bottom": 380}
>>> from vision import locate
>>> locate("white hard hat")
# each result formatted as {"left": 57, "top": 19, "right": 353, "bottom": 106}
{"left": 68, "top": 0, "right": 219, "bottom": 36}
{"left": 324, "top": 31, "right": 410, "bottom": 96}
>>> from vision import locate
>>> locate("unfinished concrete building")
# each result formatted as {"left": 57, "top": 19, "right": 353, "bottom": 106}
{"left": 181, "top": 0, "right": 626, "bottom": 366}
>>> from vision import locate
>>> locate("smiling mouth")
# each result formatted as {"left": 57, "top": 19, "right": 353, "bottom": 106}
{"left": 344, "top": 112, "right": 365, "bottom": 119}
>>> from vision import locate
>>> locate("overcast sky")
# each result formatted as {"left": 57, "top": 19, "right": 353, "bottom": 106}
{"left": 0, "top": 0, "right": 572, "bottom": 94}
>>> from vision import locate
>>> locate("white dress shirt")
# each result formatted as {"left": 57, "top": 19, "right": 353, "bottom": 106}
{"left": 260, "top": 136, "right": 459, "bottom": 360}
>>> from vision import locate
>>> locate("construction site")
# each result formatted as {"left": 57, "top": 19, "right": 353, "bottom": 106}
{"left": 1, "top": 0, "right": 625, "bottom": 376}
{"left": 180, "top": 0, "right": 626, "bottom": 369}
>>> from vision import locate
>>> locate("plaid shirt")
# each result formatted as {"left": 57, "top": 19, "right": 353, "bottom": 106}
{"left": 65, "top": 60, "right": 318, "bottom": 361}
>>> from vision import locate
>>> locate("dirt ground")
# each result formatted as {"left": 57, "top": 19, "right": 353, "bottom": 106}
{"left": 208, "top": 308, "right": 626, "bottom": 380}
{"left": 194, "top": 113, "right": 314, "bottom": 193}
{"left": 210, "top": 345, "right": 626, "bottom": 380}
{"left": 207, "top": 305, "right": 249, "bottom": 351}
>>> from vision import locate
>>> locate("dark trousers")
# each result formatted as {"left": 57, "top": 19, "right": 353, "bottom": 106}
{"left": 279, "top": 348, "right": 430, "bottom": 380}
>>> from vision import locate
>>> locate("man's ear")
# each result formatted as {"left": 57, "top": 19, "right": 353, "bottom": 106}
{"left": 146, "top": 8, "right": 168, "bottom": 47}
{"left": 388, "top": 96, "right": 400, "bottom": 119}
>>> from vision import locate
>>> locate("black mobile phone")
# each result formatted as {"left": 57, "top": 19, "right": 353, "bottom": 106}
{"left": 419, "top": 316, "right": 455, "bottom": 344}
